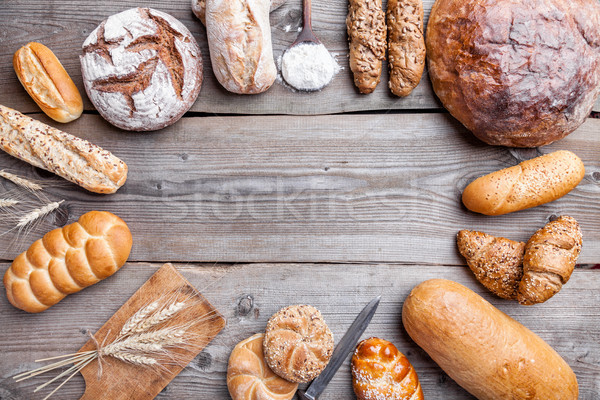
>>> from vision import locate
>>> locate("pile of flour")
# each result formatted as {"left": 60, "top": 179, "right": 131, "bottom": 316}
{"left": 281, "top": 42, "right": 340, "bottom": 91}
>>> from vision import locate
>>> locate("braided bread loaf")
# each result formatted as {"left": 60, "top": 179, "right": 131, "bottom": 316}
{"left": 3, "top": 211, "right": 132, "bottom": 313}
{"left": 352, "top": 337, "right": 423, "bottom": 400}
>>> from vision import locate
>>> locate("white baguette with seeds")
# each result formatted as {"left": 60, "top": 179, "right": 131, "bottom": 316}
{"left": 0, "top": 104, "right": 127, "bottom": 193}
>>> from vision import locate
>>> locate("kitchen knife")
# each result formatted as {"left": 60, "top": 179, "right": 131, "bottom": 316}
{"left": 297, "top": 296, "right": 381, "bottom": 400}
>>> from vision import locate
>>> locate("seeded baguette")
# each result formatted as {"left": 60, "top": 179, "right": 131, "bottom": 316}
{"left": 13, "top": 42, "right": 83, "bottom": 123}
{"left": 347, "top": 0, "right": 387, "bottom": 94}
{"left": 462, "top": 150, "right": 585, "bottom": 216}
{"left": 0, "top": 104, "right": 127, "bottom": 194}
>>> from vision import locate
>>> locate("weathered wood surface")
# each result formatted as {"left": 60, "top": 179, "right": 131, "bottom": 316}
{"left": 0, "top": 113, "right": 598, "bottom": 264}
{"left": 1, "top": 0, "right": 598, "bottom": 115}
{"left": 0, "top": 262, "right": 598, "bottom": 399}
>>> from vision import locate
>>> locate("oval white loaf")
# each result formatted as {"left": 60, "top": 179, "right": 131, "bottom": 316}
{"left": 81, "top": 8, "right": 203, "bottom": 131}
{"left": 402, "top": 279, "right": 578, "bottom": 400}
{"left": 205, "top": 0, "right": 277, "bottom": 94}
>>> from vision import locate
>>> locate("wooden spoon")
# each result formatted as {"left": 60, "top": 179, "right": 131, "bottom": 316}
{"left": 292, "top": 0, "right": 320, "bottom": 46}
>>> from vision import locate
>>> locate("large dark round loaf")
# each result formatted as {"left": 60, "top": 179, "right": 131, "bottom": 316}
{"left": 426, "top": 0, "right": 600, "bottom": 147}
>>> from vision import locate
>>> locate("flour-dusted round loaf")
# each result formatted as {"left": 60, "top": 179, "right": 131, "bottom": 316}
{"left": 80, "top": 8, "right": 203, "bottom": 131}
{"left": 427, "top": 0, "right": 600, "bottom": 147}
{"left": 263, "top": 305, "right": 334, "bottom": 383}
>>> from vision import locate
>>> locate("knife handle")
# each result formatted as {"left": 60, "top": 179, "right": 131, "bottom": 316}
{"left": 297, "top": 391, "right": 315, "bottom": 400}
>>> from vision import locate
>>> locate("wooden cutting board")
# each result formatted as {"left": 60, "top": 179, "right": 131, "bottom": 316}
{"left": 77, "top": 263, "right": 226, "bottom": 400}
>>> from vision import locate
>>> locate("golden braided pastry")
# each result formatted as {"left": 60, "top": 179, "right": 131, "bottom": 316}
{"left": 4, "top": 211, "right": 132, "bottom": 313}
{"left": 352, "top": 337, "right": 423, "bottom": 400}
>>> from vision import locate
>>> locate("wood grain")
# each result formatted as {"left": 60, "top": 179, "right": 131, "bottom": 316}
{"left": 0, "top": 262, "right": 598, "bottom": 399}
{"left": 0, "top": 113, "right": 598, "bottom": 264}
{"left": 78, "top": 263, "right": 225, "bottom": 400}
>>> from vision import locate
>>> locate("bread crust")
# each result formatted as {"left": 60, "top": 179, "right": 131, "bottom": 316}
{"left": 227, "top": 333, "right": 298, "bottom": 400}
{"left": 352, "top": 337, "right": 423, "bottom": 400}
{"left": 402, "top": 279, "right": 578, "bottom": 400}
{"left": 192, "top": 0, "right": 286, "bottom": 25}
{"left": 206, "top": 0, "right": 277, "bottom": 94}
{"left": 13, "top": 42, "right": 83, "bottom": 123}
{"left": 347, "top": 0, "right": 386, "bottom": 94}
{"left": 0, "top": 105, "right": 127, "bottom": 194}
{"left": 462, "top": 150, "right": 585, "bottom": 216}
{"left": 263, "top": 305, "right": 334, "bottom": 383}
{"left": 3, "top": 211, "right": 132, "bottom": 313}
{"left": 427, "top": 0, "right": 600, "bottom": 147}
{"left": 386, "top": 0, "right": 426, "bottom": 97}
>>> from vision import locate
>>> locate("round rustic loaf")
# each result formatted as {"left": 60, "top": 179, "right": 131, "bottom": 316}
{"left": 427, "top": 0, "right": 600, "bottom": 147}
{"left": 80, "top": 8, "right": 203, "bottom": 131}
{"left": 263, "top": 305, "right": 334, "bottom": 383}
{"left": 227, "top": 333, "right": 298, "bottom": 400}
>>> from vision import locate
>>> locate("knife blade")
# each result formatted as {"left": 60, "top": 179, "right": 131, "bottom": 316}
{"left": 297, "top": 296, "right": 381, "bottom": 400}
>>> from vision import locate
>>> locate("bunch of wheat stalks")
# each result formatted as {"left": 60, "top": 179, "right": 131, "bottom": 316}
{"left": 14, "top": 294, "right": 217, "bottom": 400}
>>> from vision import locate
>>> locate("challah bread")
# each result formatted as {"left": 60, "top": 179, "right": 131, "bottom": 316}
{"left": 4, "top": 211, "right": 132, "bottom": 313}
{"left": 462, "top": 150, "right": 585, "bottom": 216}
{"left": 263, "top": 305, "right": 334, "bottom": 383}
{"left": 402, "top": 279, "right": 578, "bottom": 400}
{"left": 13, "top": 42, "right": 83, "bottom": 123}
{"left": 0, "top": 105, "right": 127, "bottom": 194}
{"left": 352, "top": 337, "right": 423, "bottom": 400}
{"left": 227, "top": 333, "right": 298, "bottom": 400}
{"left": 518, "top": 216, "right": 582, "bottom": 305}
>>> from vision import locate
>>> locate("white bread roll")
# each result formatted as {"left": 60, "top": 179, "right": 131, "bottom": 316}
{"left": 402, "top": 279, "right": 578, "bottom": 400}
{"left": 462, "top": 150, "right": 585, "bottom": 215}
{"left": 205, "top": 0, "right": 277, "bottom": 94}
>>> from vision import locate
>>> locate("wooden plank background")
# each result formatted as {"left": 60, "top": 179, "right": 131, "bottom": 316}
{"left": 0, "top": 113, "right": 598, "bottom": 264}
{"left": 1, "top": 262, "right": 598, "bottom": 400}
{"left": 0, "top": 0, "right": 599, "bottom": 115}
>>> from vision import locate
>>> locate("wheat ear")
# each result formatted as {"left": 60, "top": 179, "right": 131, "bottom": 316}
{"left": 0, "top": 170, "right": 42, "bottom": 191}
{"left": 0, "top": 199, "right": 19, "bottom": 208}
{"left": 119, "top": 301, "right": 160, "bottom": 337}
{"left": 108, "top": 352, "right": 157, "bottom": 366}
{"left": 17, "top": 200, "right": 64, "bottom": 228}
{"left": 133, "top": 301, "right": 187, "bottom": 333}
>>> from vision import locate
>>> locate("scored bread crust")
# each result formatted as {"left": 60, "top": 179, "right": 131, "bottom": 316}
{"left": 81, "top": 8, "right": 203, "bottom": 131}
{"left": 227, "top": 333, "right": 298, "bottom": 400}
{"left": 0, "top": 104, "right": 127, "bottom": 194}
{"left": 427, "top": 0, "right": 600, "bottom": 147}
{"left": 13, "top": 42, "right": 83, "bottom": 123}
{"left": 3, "top": 211, "right": 132, "bottom": 313}
{"left": 263, "top": 305, "right": 334, "bottom": 383}
{"left": 352, "top": 337, "right": 423, "bottom": 400}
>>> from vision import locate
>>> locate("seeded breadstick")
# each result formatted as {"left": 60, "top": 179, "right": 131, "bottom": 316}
{"left": 347, "top": 0, "right": 387, "bottom": 94}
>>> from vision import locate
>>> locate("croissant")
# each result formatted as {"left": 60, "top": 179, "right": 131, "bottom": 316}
{"left": 3, "top": 211, "right": 132, "bottom": 313}
{"left": 352, "top": 337, "right": 423, "bottom": 400}
{"left": 518, "top": 216, "right": 582, "bottom": 305}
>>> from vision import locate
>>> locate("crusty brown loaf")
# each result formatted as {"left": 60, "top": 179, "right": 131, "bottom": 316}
{"left": 227, "top": 333, "right": 298, "bottom": 400}
{"left": 402, "top": 279, "right": 578, "bottom": 400}
{"left": 386, "top": 0, "right": 426, "bottom": 97}
{"left": 352, "top": 337, "right": 423, "bottom": 400}
{"left": 518, "top": 216, "right": 582, "bottom": 305}
{"left": 0, "top": 105, "right": 127, "bottom": 194}
{"left": 263, "top": 305, "right": 334, "bottom": 383}
{"left": 13, "top": 42, "right": 83, "bottom": 123}
{"left": 427, "top": 0, "right": 600, "bottom": 147}
{"left": 3, "top": 211, "right": 132, "bottom": 313}
{"left": 192, "top": 0, "right": 286, "bottom": 25}
{"left": 206, "top": 0, "right": 277, "bottom": 94}
{"left": 462, "top": 150, "right": 585, "bottom": 216}
{"left": 457, "top": 230, "right": 524, "bottom": 300}
{"left": 81, "top": 8, "right": 203, "bottom": 131}
{"left": 347, "top": 0, "right": 387, "bottom": 94}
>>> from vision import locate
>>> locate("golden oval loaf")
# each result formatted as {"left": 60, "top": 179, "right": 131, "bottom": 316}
{"left": 3, "top": 211, "right": 132, "bottom": 313}
{"left": 462, "top": 150, "right": 584, "bottom": 215}
{"left": 13, "top": 42, "right": 83, "bottom": 123}
{"left": 402, "top": 279, "right": 578, "bottom": 400}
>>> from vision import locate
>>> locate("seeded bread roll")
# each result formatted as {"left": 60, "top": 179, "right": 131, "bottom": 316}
{"left": 462, "top": 150, "right": 585, "bottom": 216}
{"left": 81, "top": 8, "right": 203, "bottom": 131}
{"left": 13, "top": 42, "right": 83, "bottom": 123}
{"left": 347, "top": 0, "right": 387, "bottom": 94}
{"left": 263, "top": 305, "right": 334, "bottom": 383}
{"left": 0, "top": 105, "right": 127, "bottom": 194}
{"left": 4, "top": 211, "right": 132, "bottom": 313}
{"left": 206, "top": 0, "right": 277, "bottom": 94}
{"left": 386, "top": 0, "right": 426, "bottom": 97}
